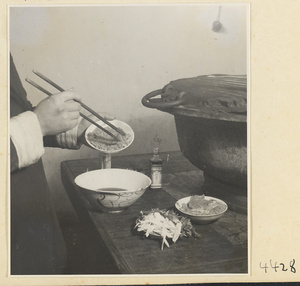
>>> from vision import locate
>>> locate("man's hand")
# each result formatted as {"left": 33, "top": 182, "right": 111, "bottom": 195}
{"left": 33, "top": 90, "right": 81, "bottom": 136}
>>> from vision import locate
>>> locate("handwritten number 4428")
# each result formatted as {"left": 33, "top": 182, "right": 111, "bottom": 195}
{"left": 260, "top": 259, "right": 296, "bottom": 273}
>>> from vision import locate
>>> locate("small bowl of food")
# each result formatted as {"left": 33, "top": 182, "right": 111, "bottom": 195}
{"left": 85, "top": 119, "right": 134, "bottom": 154}
{"left": 175, "top": 195, "right": 228, "bottom": 224}
{"left": 74, "top": 168, "right": 151, "bottom": 213}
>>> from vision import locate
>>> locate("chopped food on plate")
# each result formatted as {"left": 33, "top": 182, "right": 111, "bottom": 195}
{"left": 87, "top": 126, "right": 132, "bottom": 152}
{"left": 181, "top": 195, "right": 227, "bottom": 216}
{"left": 134, "top": 209, "right": 201, "bottom": 250}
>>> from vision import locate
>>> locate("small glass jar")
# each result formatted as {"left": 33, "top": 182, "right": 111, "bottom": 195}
{"left": 150, "top": 148, "right": 162, "bottom": 189}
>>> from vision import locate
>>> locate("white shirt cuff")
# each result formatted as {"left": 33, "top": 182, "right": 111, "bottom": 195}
{"left": 10, "top": 111, "right": 45, "bottom": 169}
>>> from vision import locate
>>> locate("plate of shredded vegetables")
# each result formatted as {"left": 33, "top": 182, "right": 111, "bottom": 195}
{"left": 134, "top": 209, "right": 201, "bottom": 250}
{"left": 175, "top": 195, "right": 228, "bottom": 224}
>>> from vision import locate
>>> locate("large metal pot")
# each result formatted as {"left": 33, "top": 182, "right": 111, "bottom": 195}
{"left": 142, "top": 74, "right": 247, "bottom": 190}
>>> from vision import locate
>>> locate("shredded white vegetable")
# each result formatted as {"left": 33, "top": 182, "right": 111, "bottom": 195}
{"left": 135, "top": 209, "right": 200, "bottom": 250}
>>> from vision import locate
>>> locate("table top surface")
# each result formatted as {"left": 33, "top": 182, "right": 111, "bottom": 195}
{"left": 61, "top": 151, "right": 248, "bottom": 274}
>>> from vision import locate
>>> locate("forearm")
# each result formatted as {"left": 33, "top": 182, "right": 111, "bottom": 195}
{"left": 10, "top": 111, "right": 82, "bottom": 172}
{"left": 10, "top": 111, "right": 45, "bottom": 171}
{"left": 43, "top": 131, "right": 81, "bottom": 149}
{"left": 10, "top": 135, "right": 59, "bottom": 173}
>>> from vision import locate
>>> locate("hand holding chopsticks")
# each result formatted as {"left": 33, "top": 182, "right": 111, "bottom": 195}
{"left": 32, "top": 89, "right": 82, "bottom": 136}
{"left": 26, "top": 70, "right": 125, "bottom": 140}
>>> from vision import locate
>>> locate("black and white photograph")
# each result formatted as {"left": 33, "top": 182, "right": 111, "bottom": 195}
{"left": 9, "top": 4, "right": 249, "bottom": 277}
{"left": 4, "top": 0, "right": 300, "bottom": 285}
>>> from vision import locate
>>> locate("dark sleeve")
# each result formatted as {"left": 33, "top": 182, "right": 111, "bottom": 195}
{"left": 10, "top": 140, "right": 19, "bottom": 173}
{"left": 43, "top": 135, "right": 60, "bottom": 148}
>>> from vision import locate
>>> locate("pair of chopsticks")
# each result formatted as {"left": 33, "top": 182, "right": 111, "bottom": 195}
{"left": 26, "top": 70, "right": 126, "bottom": 141}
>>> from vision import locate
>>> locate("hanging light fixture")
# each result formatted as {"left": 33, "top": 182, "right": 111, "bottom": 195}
{"left": 212, "top": 6, "right": 223, "bottom": 32}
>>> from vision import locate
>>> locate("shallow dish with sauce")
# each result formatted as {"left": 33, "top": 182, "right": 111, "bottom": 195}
{"left": 175, "top": 195, "right": 228, "bottom": 224}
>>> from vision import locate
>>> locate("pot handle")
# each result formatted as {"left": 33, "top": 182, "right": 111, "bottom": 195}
{"left": 142, "top": 89, "right": 186, "bottom": 109}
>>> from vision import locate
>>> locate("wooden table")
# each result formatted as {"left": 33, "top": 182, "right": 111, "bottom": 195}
{"left": 61, "top": 151, "right": 248, "bottom": 274}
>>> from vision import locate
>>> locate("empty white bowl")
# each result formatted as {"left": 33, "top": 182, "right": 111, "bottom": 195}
{"left": 75, "top": 168, "right": 151, "bottom": 213}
